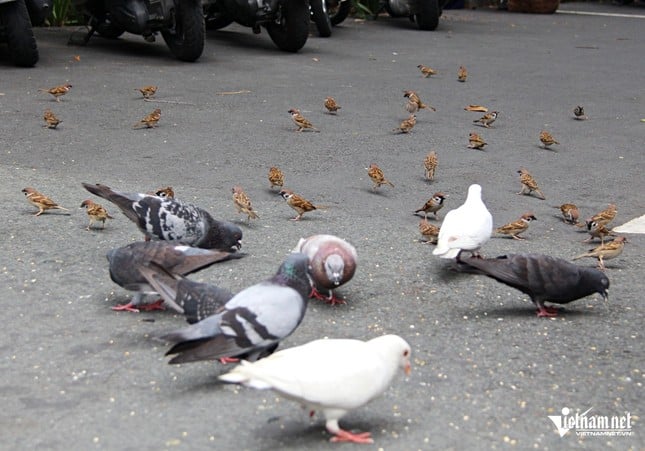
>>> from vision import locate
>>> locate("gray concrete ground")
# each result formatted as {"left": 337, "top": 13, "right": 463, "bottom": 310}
{"left": 1, "top": 3, "right": 643, "bottom": 450}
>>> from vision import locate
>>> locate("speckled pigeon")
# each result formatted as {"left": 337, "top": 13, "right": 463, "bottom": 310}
{"left": 82, "top": 182, "right": 242, "bottom": 251}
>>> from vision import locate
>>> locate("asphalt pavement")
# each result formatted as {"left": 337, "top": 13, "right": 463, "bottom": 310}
{"left": 1, "top": 3, "right": 643, "bottom": 450}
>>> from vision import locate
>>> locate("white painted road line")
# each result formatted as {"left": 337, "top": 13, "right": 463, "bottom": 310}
{"left": 557, "top": 10, "right": 645, "bottom": 19}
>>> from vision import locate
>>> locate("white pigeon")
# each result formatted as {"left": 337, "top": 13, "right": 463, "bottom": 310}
{"left": 432, "top": 184, "right": 493, "bottom": 259}
{"left": 218, "top": 334, "right": 411, "bottom": 444}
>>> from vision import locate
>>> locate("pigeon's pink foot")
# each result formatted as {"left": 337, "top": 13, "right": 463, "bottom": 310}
{"left": 330, "top": 429, "right": 374, "bottom": 444}
{"left": 111, "top": 303, "right": 140, "bottom": 313}
{"left": 137, "top": 299, "right": 166, "bottom": 311}
{"left": 219, "top": 357, "right": 240, "bottom": 364}
{"left": 537, "top": 306, "right": 559, "bottom": 317}
{"left": 310, "top": 288, "right": 346, "bottom": 305}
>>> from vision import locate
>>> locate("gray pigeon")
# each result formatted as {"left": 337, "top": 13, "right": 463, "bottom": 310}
{"left": 161, "top": 253, "right": 313, "bottom": 364}
{"left": 82, "top": 183, "right": 243, "bottom": 251}
{"left": 455, "top": 253, "right": 610, "bottom": 317}
{"left": 107, "top": 241, "right": 241, "bottom": 312}
{"left": 293, "top": 234, "right": 357, "bottom": 305}
{"left": 138, "top": 266, "right": 235, "bottom": 324}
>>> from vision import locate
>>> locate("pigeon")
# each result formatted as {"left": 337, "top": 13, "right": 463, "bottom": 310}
{"left": 161, "top": 253, "right": 312, "bottom": 364}
{"left": 218, "top": 334, "right": 411, "bottom": 444}
{"left": 139, "top": 266, "right": 235, "bottom": 324}
{"left": 293, "top": 234, "right": 358, "bottom": 305}
{"left": 81, "top": 183, "right": 242, "bottom": 251}
{"left": 106, "top": 241, "right": 241, "bottom": 312}
{"left": 432, "top": 184, "right": 493, "bottom": 259}
{"left": 455, "top": 253, "right": 610, "bottom": 317}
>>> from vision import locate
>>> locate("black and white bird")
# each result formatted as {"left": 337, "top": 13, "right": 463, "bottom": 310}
{"left": 161, "top": 253, "right": 312, "bottom": 364}
{"left": 455, "top": 253, "right": 610, "bottom": 317}
{"left": 432, "top": 184, "right": 493, "bottom": 259}
{"left": 106, "top": 241, "right": 240, "bottom": 312}
{"left": 219, "top": 334, "right": 411, "bottom": 444}
{"left": 82, "top": 183, "right": 242, "bottom": 251}
{"left": 293, "top": 234, "right": 357, "bottom": 305}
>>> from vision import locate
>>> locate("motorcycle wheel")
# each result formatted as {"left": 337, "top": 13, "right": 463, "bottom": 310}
{"left": 326, "top": 0, "right": 351, "bottom": 26}
{"left": 0, "top": 0, "right": 39, "bottom": 67}
{"left": 412, "top": 0, "right": 440, "bottom": 31}
{"left": 266, "top": 0, "right": 309, "bottom": 53}
{"left": 310, "top": 0, "right": 332, "bottom": 37}
{"left": 161, "top": 0, "right": 205, "bottom": 62}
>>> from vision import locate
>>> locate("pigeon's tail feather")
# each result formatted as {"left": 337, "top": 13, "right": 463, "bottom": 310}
{"left": 81, "top": 183, "right": 141, "bottom": 224}
{"left": 219, "top": 364, "right": 274, "bottom": 389}
{"left": 433, "top": 245, "right": 461, "bottom": 259}
{"left": 166, "top": 335, "right": 255, "bottom": 364}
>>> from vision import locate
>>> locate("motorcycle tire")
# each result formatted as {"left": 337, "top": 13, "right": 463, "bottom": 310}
{"left": 161, "top": 0, "right": 205, "bottom": 62}
{"left": 310, "top": 0, "right": 332, "bottom": 37}
{"left": 0, "top": 0, "right": 39, "bottom": 67}
{"left": 326, "top": 0, "right": 351, "bottom": 26}
{"left": 266, "top": 0, "right": 309, "bottom": 52}
{"left": 412, "top": 0, "right": 439, "bottom": 31}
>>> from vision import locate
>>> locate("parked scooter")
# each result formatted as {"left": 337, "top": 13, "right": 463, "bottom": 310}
{"left": 70, "top": 0, "right": 205, "bottom": 61}
{"left": 204, "top": 0, "right": 309, "bottom": 52}
{"left": 0, "top": 0, "right": 48, "bottom": 66}
{"left": 384, "top": 0, "right": 448, "bottom": 30}
{"left": 325, "top": 0, "right": 351, "bottom": 26}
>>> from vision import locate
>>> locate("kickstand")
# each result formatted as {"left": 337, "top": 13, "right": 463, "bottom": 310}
{"left": 68, "top": 24, "right": 96, "bottom": 46}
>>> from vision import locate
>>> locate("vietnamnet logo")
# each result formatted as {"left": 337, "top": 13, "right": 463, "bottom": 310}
{"left": 548, "top": 407, "right": 633, "bottom": 437}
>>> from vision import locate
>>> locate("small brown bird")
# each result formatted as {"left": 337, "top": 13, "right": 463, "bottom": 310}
{"left": 539, "top": 130, "right": 559, "bottom": 148}
{"left": 473, "top": 111, "right": 498, "bottom": 128}
{"left": 517, "top": 168, "right": 546, "bottom": 200}
{"left": 417, "top": 64, "right": 437, "bottom": 78}
{"left": 414, "top": 192, "right": 446, "bottom": 219}
{"left": 22, "top": 187, "right": 70, "bottom": 216}
{"left": 268, "top": 166, "right": 285, "bottom": 190}
{"left": 573, "top": 105, "right": 587, "bottom": 120}
{"left": 403, "top": 90, "right": 436, "bottom": 113}
{"left": 39, "top": 83, "right": 72, "bottom": 102}
{"left": 464, "top": 105, "right": 488, "bottom": 112}
{"left": 288, "top": 108, "right": 319, "bottom": 132}
{"left": 467, "top": 132, "right": 487, "bottom": 150}
{"left": 43, "top": 109, "right": 62, "bottom": 129}
{"left": 232, "top": 185, "right": 259, "bottom": 221}
{"left": 583, "top": 220, "right": 616, "bottom": 244}
{"left": 393, "top": 114, "right": 416, "bottom": 133}
{"left": 424, "top": 151, "right": 438, "bottom": 181}
{"left": 457, "top": 65, "right": 468, "bottom": 82}
{"left": 133, "top": 108, "right": 161, "bottom": 129}
{"left": 559, "top": 203, "right": 580, "bottom": 225}
{"left": 324, "top": 96, "right": 341, "bottom": 114}
{"left": 589, "top": 203, "right": 617, "bottom": 227}
{"left": 495, "top": 212, "right": 537, "bottom": 240}
{"left": 419, "top": 219, "right": 440, "bottom": 244}
{"left": 135, "top": 85, "right": 158, "bottom": 99}
{"left": 154, "top": 186, "right": 175, "bottom": 199}
{"left": 573, "top": 236, "right": 627, "bottom": 270}
{"left": 279, "top": 189, "right": 319, "bottom": 221}
{"left": 80, "top": 199, "right": 114, "bottom": 230}
{"left": 366, "top": 163, "right": 394, "bottom": 190}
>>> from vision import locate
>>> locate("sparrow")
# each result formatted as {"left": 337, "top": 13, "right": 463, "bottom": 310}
{"left": 464, "top": 105, "right": 488, "bottom": 112}
{"left": 154, "top": 186, "right": 175, "bottom": 199}
{"left": 573, "top": 236, "right": 627, "bottom": 270}
{"left": 517, "top": 168, "right": 546, "bottom": 200}
{"left": 467, "top": 132, "right": 487, "bottom": 150}
{"left": 268, "top": 166, "right": 285, "bottom": 189}
{"left": 133, "top": 108, "right": 161, "bottom": 129}
{"left": 414, "top": 192, "right": 446, "bottom": 219}
{"left": 417, "top": 64, "right": 437, "bottom": 78}
{"left": 232, "top": 185, "right": 259, "bottom": 221}
{"left": 366, "top": 163, "right": 394, "bottom": 190}
{"left": 573, "top": 105, "right": 587, "bottom": 120}
{"left": 494, "top": 212, "right": 537, "bottom": 240}
{"left": 21, "top": 187, "right": 70, "bottom": 216}
{"left": 135, "top": 85, "right": 157, "bottom": 99}
{"left": 80, "top": 199, "right": 114, "bottom": 230}
{"left": 43, "top": 109, "right": 62, "bottom": 129}
{"left": 419, "top": 219, "right": 440, "bottom": 244}
{"left": 588, "top": 203, "right": 617, "bottom": 227}
{"left": 457, "top": 65, "right": 468, "bottom": 82}
{"left": 279, "top": 189, "right": 319, "bottom": 221}
{"left": 539, "top": 130, "right": 559, "bottom": 148}
{"left": 324, "top": 96, "right": 341, "bottom": 114}
{"left": 288, "top": 108, "right": 319, "bottom": 132}
{"left": 473, "top": 111, "right": 498, "bottom": 128}
{"left": 393, "top": 114, "right": 416, "bottom": 133}
{"left": 559, "top": 203, "right": 580, "bottom": 225}
{"left": 424, "top": 151, "right": 438, "bottom": 181}
{"left": 39, "top": 83, "right": 72, "bottom": 101}
{"left": 583, "top": 220, "right": 616, "bottom": 244}
{"left": 403, "top": 90, "right": 435, "bottom": 113}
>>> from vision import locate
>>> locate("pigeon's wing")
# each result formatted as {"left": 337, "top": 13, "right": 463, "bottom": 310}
{"left": 138, "top": 264, "right": 185, "bottom": 313}
{"left": 132, "top": 197, "right": 209, "bottom": 244}
{"left": 156, "top": 245, "right": 243, "bottom": 275}
{"left": 176, "top": 278, "right": 235, "bottom": 324}
{"left": 457, "top": 255, "right": 532, "bottom": 292}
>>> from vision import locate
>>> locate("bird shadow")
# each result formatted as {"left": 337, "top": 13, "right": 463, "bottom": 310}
{"left": 537, "top": 144, "right": 558, "bottom": 152}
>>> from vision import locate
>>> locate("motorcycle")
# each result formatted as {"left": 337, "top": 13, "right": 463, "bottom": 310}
{"left": 0, "top": 0, "right": 47, "bottom": 66}
{"left": 383, "top": 0, "right": 448, "bottom": 30}
{"left": 203, "top": 0, "right": 309, "bottom": 52}
{"left": 70, "top": 0, "right": 205, "bottom": 61}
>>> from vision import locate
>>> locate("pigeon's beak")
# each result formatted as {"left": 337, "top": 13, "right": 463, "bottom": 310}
{"left": 234, "top": 240, "right": 242, "bottom": 251}
{"left": 602, "top": 289, "right": 609, "bottom": 305}
{"left": 404, "top": 362, "right": 411, "bottom": 376}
